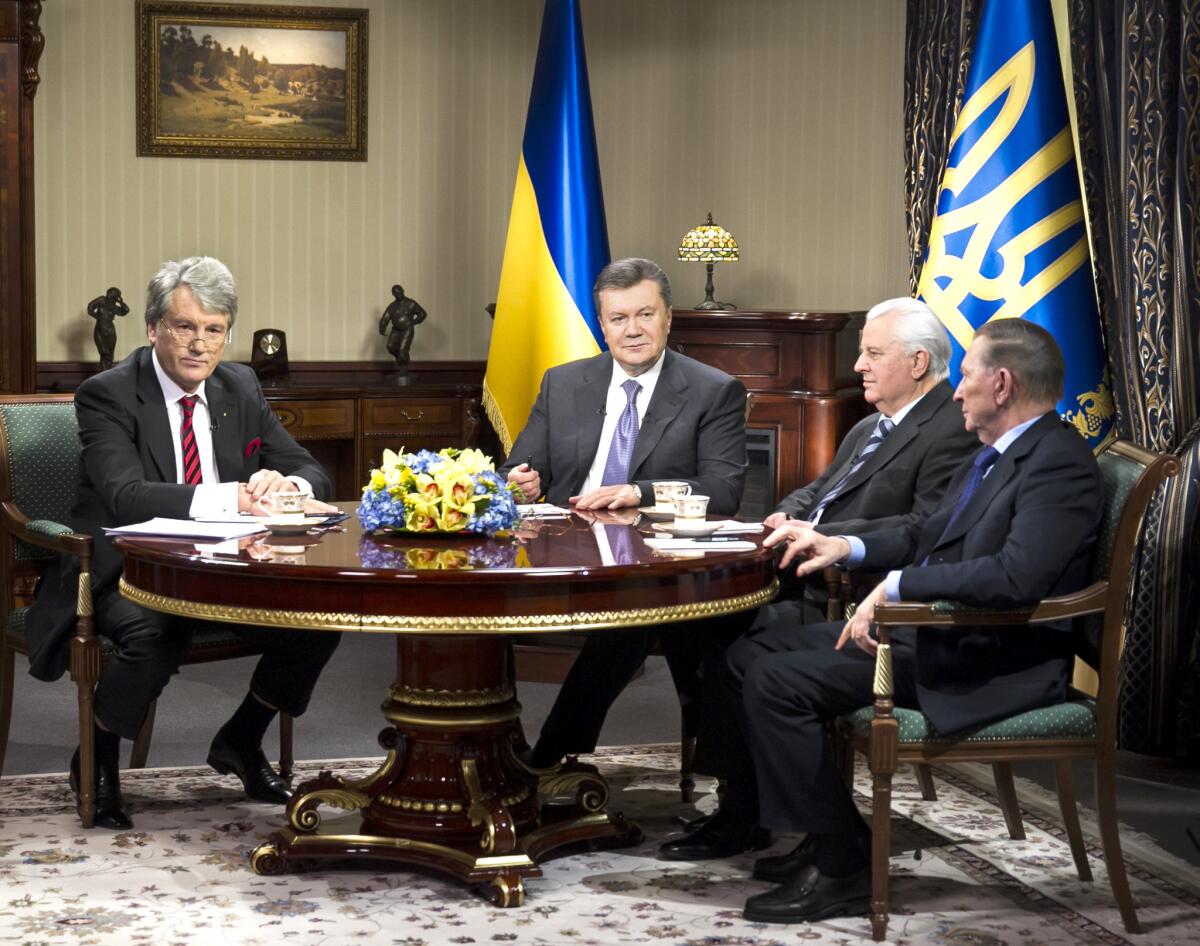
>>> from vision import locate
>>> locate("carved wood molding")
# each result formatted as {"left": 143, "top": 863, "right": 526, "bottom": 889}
{"left": 18, "top": 0, "right": 41, "bottom": 99}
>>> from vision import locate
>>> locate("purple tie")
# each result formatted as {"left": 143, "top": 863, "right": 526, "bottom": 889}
{"left": 601, "top": 379, "right": 642, "bottom": 486}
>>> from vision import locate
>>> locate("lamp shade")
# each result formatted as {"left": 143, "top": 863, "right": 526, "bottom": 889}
{"left": 678, "top": 212, "right": 740, "bottom": 262}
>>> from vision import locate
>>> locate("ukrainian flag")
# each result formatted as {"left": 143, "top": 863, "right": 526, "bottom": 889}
{"left": 917, "top": 0, "right": 1114, "bottom": 447}
{"left": 483, "top": 0, "right": 610, "bottom": 452}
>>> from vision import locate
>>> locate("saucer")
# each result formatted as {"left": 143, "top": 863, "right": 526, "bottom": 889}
{"left": 638, "top": 505, "right": 677, "bottom": 522}
{"left": 263, "top": 516, "right": 324, "bottom": 536}
{"left": 653, "top": 520, "right": 722, "bottom": 538}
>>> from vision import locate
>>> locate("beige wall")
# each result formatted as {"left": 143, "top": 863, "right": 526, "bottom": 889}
{"left": 34, "top": 0, "right": 907, "bottom": 363}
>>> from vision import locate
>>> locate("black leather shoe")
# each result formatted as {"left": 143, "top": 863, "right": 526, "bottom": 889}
{"left": 207, "top": 731, "right": 293, "bottom": 804}
{"left": 743, "top": 863, "right": 871, "bottom": 923}
{"left": 659, "top": 811, "right": 771, "bottom": 861}
{"left": 753, "top": 834, "right": 818, "bottom": 882}
{"left": 69, "top": 748, "right": 133, "bottom": 830}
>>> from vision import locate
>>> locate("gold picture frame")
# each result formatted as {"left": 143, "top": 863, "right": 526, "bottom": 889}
{"left": 136, "top": 1, "right": 367, "bottom": 161}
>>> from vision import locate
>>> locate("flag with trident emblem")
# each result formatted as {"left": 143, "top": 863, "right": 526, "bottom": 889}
{"left": 918, "top": 0, "right": 1114, "bottom": 447}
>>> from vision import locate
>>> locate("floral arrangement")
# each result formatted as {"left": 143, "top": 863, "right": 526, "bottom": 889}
{"left": 356, "top": 447, "right": 521, "bottom": 536}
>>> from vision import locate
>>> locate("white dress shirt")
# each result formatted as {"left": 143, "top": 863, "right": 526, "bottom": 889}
{"left": 579, "top": 350, "right": 666, "bottom": 496}
{"left": 151, "top": 351, "right": 310, "bottom": 518}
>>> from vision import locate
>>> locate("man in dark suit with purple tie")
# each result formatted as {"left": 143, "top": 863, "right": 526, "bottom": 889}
{"left": 661, "top": 319, "right": 1102, "bottom": 926}
{"left": 27, "top": 256, "right": 340, "bottom": 829}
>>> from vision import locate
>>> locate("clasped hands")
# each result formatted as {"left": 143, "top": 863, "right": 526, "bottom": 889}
{"left": 506, "top": 463, "right": 640, "bottom": 510}
{"left": 236, "top": 469, "right": 338, "bottom": 516}
{"left": 762, "top": 515, "right": 888, "bottom": 657}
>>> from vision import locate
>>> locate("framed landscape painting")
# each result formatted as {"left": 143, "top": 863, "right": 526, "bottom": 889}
{"left": 136, "top": 1, "right": 367, "bottom": 160}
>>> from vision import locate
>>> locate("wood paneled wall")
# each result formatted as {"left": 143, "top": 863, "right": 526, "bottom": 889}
{"left": 34, "top": 0, "right": 906, "bottom": 364}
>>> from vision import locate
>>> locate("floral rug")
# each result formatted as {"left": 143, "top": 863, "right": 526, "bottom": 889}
{"left": 1, "top": 745, "right": 1198, "bottom": 945}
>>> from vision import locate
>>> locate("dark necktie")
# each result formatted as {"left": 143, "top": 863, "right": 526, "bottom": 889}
{"left": 809, "top": 416, "right": 895, "bottom": 522}
{"left": 178, "top": 395, "right": 203, "bottom": 486}
{"left": 600, "top": 379, "right": 642, "bottom": 486}
{"left": 923, "top": 445, "right": 1000, "bottom": 560}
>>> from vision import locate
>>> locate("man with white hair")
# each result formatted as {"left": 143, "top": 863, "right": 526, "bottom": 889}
{"left": 659, "top": 296, "right": 976, "bottom": 856}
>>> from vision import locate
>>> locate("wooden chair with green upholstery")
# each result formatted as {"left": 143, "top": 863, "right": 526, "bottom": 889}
{"left": 836, "top": 438, "right": 1179, "bottom": 941}
{"left": 0, "top": 393, "right": 295, "bottom": 827}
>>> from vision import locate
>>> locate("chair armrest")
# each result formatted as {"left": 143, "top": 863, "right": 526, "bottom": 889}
{"left": 1, "top": 500, "right": 93, "bottom": 558}
{"left": 873, "top": 581, "right": 1109, "bottom": 629}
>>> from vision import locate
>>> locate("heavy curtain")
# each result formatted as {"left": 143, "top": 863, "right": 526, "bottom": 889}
{"left": 904, "top": 0, "right": 1200, "bottom": 755}
{"left": 1068, "top": 0, "right": 1200, "bottom": 756}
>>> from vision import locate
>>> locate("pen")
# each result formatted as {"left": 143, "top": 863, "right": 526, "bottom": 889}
{"left": 692, "top": 535, "right": 741, "bottom": 542}
{"left": 523, "top": 454, "right": 534, "bottom": 471}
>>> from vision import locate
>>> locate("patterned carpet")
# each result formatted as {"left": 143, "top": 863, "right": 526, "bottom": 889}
{"left": 1, "top": 744, "right": 1198, "bottom": 945}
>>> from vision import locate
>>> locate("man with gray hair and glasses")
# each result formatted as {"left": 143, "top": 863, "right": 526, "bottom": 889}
{"left": 27, "top": 256, "right": 340, "bottom": 830}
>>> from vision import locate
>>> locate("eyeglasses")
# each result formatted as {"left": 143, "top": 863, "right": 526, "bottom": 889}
{"left": 158, "top": 318, "right": 230, "bottom": 351}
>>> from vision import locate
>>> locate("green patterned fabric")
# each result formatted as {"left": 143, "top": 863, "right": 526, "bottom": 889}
{"left": 845, "top": 699, "right": 1097, "bottom": 743}
{"left": 0, "top": 403, "right": 81, "bottom": 562}
{"left": 6, "top": 606, "right": 118, "bottom": 656}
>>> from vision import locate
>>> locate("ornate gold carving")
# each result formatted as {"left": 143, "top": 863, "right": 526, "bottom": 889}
{"left": 377, "top": 794, "right": 464, "bottom": 813}
{"left": 120, "top": 577, "right": 778, "bottom": 635}
{"left": 341, "top": 751, "right": 398, "bottom": 794}
{"left": 873, "top": 643, "right": 894, "bottom": 699}
{"left": 488, "top": 874, "right": 524, "bottom": 908}
{"left": 461, "top": 758, "right": 495, "bottom": 853}
{"left": 118, "top": 579, "right": 362, "bottom": 630}
{"left": 384, "top": 705, "right": 520, "bottom": 729}
{"left": 289, "top": 786, "right": 370, "bottom": 832}
{"left": 391, "top": 684, "right": 514, "bottom": 708}
{"left": 76, "top": 570, "right": 92, "bottom": 618}
{"left": 249, "top": 840, "right": 283, "bottom": 875}
{"left": 536, "top": 770, "right": 609, "bottom": 813}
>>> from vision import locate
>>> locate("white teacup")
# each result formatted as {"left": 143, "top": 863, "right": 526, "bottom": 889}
{"left": 652, "top": 480, "right": 692, "bottom": 507}
{"left": 673, "top": 494, "right": 710, "bottom": 521}
{"left": 257, "top": 489, "right": 311, "bottom": 516}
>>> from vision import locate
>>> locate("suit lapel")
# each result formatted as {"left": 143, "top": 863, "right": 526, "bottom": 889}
{"left": 207, "top": 371, "right": 243, "bottom": 480}
{"left": 629, "top": 351, "right": 687, "bottom": 477}
{"left": 931, "top": 411, "right": 1057, "bottom": 550}
{"left": 830, "top": 382, "right": 954, "bottom": 499}
{"left": 575, "top": 354, "right": 611, "bottom": 479}
{"left": 135, "top": 351, "right": 176, "bottom": 482}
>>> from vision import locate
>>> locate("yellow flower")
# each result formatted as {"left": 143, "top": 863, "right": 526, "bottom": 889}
{"left": 436, "top": 550, "right": 470, "bottom": 569}
{"left": 453, "top": 448, "right": 493, "bottom": 475}
{"left": 405, "top": 496, "right": 438, "bottom": 531}
{"left": 413, "top": 473, "right": 441, "bottom": 501}
{"left": 436, "top": 505, "right": 471, "bottom": 531}
{"left": 405, "top": 548, "right": 439, "bottom": 568}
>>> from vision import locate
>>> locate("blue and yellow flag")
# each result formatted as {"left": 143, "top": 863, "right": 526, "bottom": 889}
{"left": 917, "top": 0, "right": 1114, "bottom": 446}
{"left": 483, "top": 0, "right": 610, "bottom": 452}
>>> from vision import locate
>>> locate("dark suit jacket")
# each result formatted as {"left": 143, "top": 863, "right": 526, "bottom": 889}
{"left": 774, "top": 380, "right": 976, "bottom": 536}
{"left": 859, "top": 412, "right": 1102, "bottom": 734}
{"left": 26, "top": 347, "right": 331, "bottom": 681}
{"left": 500, "top": 349, "right": 748, "bottom": 514}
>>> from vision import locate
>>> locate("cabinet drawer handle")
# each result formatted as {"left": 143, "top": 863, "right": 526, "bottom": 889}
{"left": 400, "top": 409, "right": 425, "bottom": 422}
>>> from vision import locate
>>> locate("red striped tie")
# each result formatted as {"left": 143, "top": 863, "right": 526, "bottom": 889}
{"left": 178, "top": 395, "right": 203, "bottom": 486}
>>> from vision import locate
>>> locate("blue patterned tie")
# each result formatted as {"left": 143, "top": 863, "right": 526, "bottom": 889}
{"left": 601, "top": 379, "right": 642, "bottom": 486}
{"left": 808, "top": 416, "right": 895, "bottom": 523}
{"left": 923, "top": 445, "right": 1000, "bottom": 562}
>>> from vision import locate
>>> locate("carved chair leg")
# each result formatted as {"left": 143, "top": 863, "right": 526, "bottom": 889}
{"left": 869, "top": 767, "right": 894, "bottom": 942}
{"left": 992, "top": 762, "right": 1026, "bottom": 840}
{"left": 128, "top": 701, "right": 157, "bottom": 769}
{"left": 76, "top": 678, "right": 96, "bottom": 829}
{"left": 278, "top": 712, "right": 295, "bottom": 779}
{"left": 1054, "top": 758, "right": 1092, "bottom": 881}
{"left": 0, "top": 641, "right": 14, "bottom": 776}
{"left": 1095, "top": 750, "right": 1140, "bottom": 932}
{"left": 914, "top": 763, "right": 937, "bottom": 801}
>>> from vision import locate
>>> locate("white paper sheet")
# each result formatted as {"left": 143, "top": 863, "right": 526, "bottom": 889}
{"left": 104, "top": 518, "right": 268, "bottom": 540}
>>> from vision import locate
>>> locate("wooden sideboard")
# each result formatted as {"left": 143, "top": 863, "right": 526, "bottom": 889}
{"left": 38, "top": 361, "right": 484, "bottom": 500}
{"left": 669, "top": 308, "right": 869, "bottom": 505}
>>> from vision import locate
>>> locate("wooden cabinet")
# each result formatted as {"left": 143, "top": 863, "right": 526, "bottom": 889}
{"left": 669, "top": 308, "right": 869, "bottom": 508}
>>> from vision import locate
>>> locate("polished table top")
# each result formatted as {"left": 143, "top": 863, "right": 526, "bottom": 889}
{"left": 115, "top": 505, "right": 781, "bottom": 634}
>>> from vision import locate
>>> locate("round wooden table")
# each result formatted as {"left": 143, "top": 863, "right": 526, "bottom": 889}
{"left": 116, "top": 507, "right": 778, "bottom": 906}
